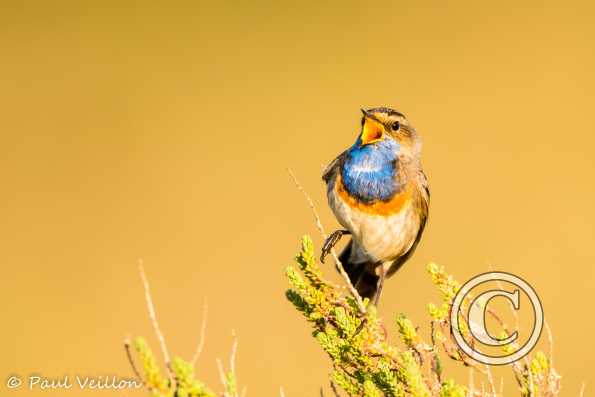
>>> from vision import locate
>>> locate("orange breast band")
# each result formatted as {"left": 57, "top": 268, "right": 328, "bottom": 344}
{"left": 336, "top": 175, "right": 412, "bottom": 216}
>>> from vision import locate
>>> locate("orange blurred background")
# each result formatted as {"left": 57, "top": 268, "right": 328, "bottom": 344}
{"left": 1, "top": 1, "right": 594, "bottom": 396}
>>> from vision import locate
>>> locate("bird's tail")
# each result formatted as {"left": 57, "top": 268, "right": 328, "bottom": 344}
{"left": 338, "top": 241, "right": 379, "bottom": 301}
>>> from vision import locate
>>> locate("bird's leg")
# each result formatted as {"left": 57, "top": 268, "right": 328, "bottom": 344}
{"left": 320, "top": 229, "right": 350, "bottom": 263}
{"left": 372, "top": 266, "right": 387, "bottom": 307}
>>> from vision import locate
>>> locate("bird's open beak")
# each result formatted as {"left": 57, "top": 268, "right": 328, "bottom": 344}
{"left": 360, "top": 109, "right": 384, "bottom": 146}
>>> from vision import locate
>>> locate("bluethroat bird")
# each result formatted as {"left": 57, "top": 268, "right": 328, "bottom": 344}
{"left": 321, "top": 107, "right": 429, "bottom": 306}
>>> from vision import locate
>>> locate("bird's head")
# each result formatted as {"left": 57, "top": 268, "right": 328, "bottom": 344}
{"left": 357, "top": 107, "right": 420, "bottom": 154}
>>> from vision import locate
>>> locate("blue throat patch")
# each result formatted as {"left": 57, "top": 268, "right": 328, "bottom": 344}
{"left": 341, "top": 137, "right": 401, "bottom": 203}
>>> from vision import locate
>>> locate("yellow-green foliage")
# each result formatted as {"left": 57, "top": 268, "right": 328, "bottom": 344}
{"left": 131, "top": 337, "right": 216, "bottom": 397}
{"left": 286, "top": 236, "right": 440, "bottom": 397}
{"left": 128, "top": 235, "right": 561, "bottom": 397}
{"left": 285, "top": 236, "right": 561, "bottom": 397}
{"left": 439, "top": 379, "right": 466, "bottom": 397}
{"left": 132, "top": 337, "right": 170, "bottom": 396}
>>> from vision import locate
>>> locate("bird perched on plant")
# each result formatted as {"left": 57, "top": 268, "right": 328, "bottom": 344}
{"left": 321, "top": 107, "right": 429, "bottom": 306}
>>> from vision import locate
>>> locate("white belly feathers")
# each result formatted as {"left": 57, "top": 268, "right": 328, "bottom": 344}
{"left": 327, "top": 176, "right": 421, "bottom": 265}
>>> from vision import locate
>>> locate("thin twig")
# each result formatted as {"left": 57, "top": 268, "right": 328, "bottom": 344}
{"left": 437, "top": 321, "right": 487, "bottom": 375}
{"left": 330, "top": 380, "right": 341, "bottom": 397}
{"left": 467, "top": 367, "right": 474, "bottom": 397}
{"left": 544, "top": 319, "right": 555, "bottom": 367}
{"left": 230, "top": 330, "right": 238, "bottom": 379}
{"left": 484, "top": 304, "right": 527, "bottom": 386}
{"left": 191, "top": 299, "right": 209, "bottom": 366}
{"left": 216, "top": 358, "right": 229, "bottom": 397}
{"left": 485, "top": 265, "right": 538, "bottom": 396}
{"left": 527, "top": 362, "right": 535, "bottom": 397}
{"left": 217, "top": 332, "right": 240, "bottom": 397}
{"left": 287, "top": 169, "right": 366, "bottom": 314}
{"left": 488, "top": 263, "right": 520, "bottom": 333}
{"left": 124, "top": 338, "right": 147, "bottom": 389}
{"left": 485, "top": 364, "right": 496, "bottom": 397}
{"left": 138, "top": 262, "right": 174, "bottom": 385}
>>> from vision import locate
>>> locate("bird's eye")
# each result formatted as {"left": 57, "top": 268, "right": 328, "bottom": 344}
{"left": 391, "top": 121, "right": 400, "bottom": 131}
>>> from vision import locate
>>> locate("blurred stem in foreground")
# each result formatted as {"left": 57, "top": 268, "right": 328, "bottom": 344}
{"left": 124, "top": 263, "right": 242, "bottom": 397}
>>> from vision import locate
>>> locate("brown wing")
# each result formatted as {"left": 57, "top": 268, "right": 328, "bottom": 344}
{"left": 386, "top": 171, "right": 430, "bottom": 278}
{"left": 322, "top": 150, "right": 347, "bottom": 184}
